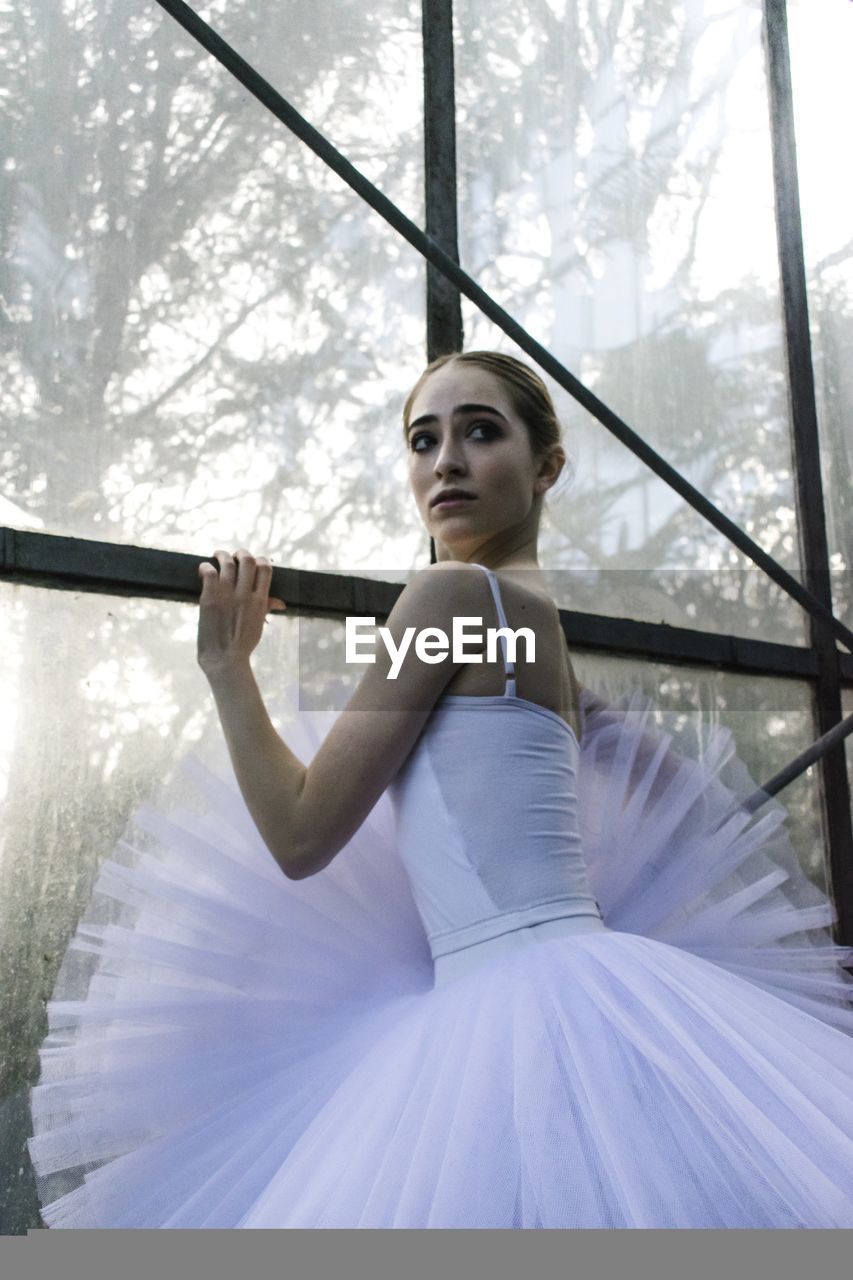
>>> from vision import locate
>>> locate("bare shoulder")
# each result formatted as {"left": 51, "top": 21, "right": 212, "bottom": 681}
{"left": 398, "top": 559, "right": 493, "bottom": 618}
{"left": 289, "top": 563, "right": 487, "bottom": 877}
{"left": 413, "top": 559, "right": 489, "bottom": 585}
{"left": 419, "top": 560, "right": 481, "bottom": 573}
{"left": 417, "top": 561, "right": 563, "bottom": 641}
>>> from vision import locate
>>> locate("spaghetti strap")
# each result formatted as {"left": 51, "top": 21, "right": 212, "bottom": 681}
{"left": 470, "top": 563, "right": 516, "bottom": 698}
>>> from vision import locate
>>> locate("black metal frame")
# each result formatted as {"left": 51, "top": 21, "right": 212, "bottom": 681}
{"left": 762, "top": 0, "right": 852, "bottom": 936}
{"left": 2, "top": 1, "right": 851, "bottom": 937}
{"left": 422, "top": 0, "right": 463, "bottom": 365}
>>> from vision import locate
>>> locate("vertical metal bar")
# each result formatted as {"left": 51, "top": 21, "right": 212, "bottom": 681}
{"left": 422, "top": 0, "right": 463, "bottom": 563}
{"left": 763, "top": 0, "right": 853, "bottom": 944}
{"left": 422, "top": 0, "right": 463, "bottom": 362}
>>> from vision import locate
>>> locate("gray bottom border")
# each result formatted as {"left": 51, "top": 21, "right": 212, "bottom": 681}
{"left": 2, "top": 1228, "right": 851, "bottom": 1280}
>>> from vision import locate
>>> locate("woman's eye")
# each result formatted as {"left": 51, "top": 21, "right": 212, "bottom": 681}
{"left": 410, "top": 423, "right": 497, "bottom": 452}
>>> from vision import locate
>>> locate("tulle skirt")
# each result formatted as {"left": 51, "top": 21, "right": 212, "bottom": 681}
{"left": 26, "top": 686, "right": 853, "bottom": 1228}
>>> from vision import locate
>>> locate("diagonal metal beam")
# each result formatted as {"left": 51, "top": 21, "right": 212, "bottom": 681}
{"left": 152, "top": 0, "right": 853, "bottom": 655}
{"left": 739, "top": 710, "right": 853, "bottom": 814}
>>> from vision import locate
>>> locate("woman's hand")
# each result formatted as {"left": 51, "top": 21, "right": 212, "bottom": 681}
{"left": 197, "top": 548, "right": 287, "bottom": 679}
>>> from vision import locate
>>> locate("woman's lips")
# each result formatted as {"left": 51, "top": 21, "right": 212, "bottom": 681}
{"left": 433, "top": 497, "right": 476, "bottom": 511}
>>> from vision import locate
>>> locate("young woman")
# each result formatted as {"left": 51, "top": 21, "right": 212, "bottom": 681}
{"left": 28, "top": 351, "right": 853, "bottom": 1228}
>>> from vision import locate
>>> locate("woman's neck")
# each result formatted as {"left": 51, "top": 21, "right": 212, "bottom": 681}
{"left": 434, "top": 534, "right": 542, "bottom": 575}
{"left": 435, "top": 549, "right": 549, "bottom": 595}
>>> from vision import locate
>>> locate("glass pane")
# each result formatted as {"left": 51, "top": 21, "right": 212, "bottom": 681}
{"left": 0, "top": 580, "right": 341, "bottom": 1230}
{"left": 2, "top": 0, "right": 426, "bottom": 571}
{"left": 454, "top": 0, "right": 805, "bottom": 641}
{"left": 573, "top": 651, "right": 827, "bottom": 893}
{"left": 787, "top": 0, "right": 853, "bottom": 636}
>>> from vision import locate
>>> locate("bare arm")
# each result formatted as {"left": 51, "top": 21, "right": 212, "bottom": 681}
{"left": 198, "top": 553, "right": 489, "bottom": 880}
{"left": 197, "top": 549, "right": 306, "bottom": 874}
{"left": 204, "top": 662, "right": 308, "bottom": 875}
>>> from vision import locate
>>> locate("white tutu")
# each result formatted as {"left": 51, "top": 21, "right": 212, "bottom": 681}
{"left": 26, "top": 684, "right": 853, "bottom": 1228}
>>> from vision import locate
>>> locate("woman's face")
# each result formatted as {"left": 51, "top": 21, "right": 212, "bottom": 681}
{"left": 406, "top": 362, "right": 556, "bottom": 558}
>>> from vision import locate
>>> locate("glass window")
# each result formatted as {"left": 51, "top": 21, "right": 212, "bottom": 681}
{"left": 3, "top": 1, "right": 426, "bottom": 571}
{"left": 574, "top": 650, "right": 827, "bottom": 891}
{"left": 455, "top": 0, "right": 803, "bottom": 641}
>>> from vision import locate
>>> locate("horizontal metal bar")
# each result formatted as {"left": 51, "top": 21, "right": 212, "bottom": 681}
{"left": 0, "top": 528, "right": 402, "bottom": 618}
{"left": 3, "top": 529, "right": 852, "bottom": 687}
{"left": 152, "top": 0, "right": 853, "bottom": 655}
{"left": 558, "top": 609, "right": 825, "bottom": 680}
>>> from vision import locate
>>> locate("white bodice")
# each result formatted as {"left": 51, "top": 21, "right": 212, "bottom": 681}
{"left": 387, "top": 565, "right": 602, "bottom": 961}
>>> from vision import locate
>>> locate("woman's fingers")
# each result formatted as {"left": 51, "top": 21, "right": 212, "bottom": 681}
{"left": 216, "top": 548, "right": 238, "bottom": 584}
{"left": 252, "top": 559, "right": 286, "bottom": 613}
{"left": 251, "top": 557, "right": 288, "bottom": 614}
{"left": 199, "top": 549, "right": 286, "bottom": 608}
{"left": 233, "top": 549, "right": 275, "bottom": 597}
{"left": 196, "top": 547, "right": 286, "bottom": 673}
{"left": 250, "top": 553, "right": 270, "bottom": 595}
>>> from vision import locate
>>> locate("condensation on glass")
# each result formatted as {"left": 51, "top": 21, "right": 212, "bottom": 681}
{"left": 0, "top": 582, "right": 346, "bottom": 1227}
{"left": 3, "top": 0, "right": 426, "bottom": 571}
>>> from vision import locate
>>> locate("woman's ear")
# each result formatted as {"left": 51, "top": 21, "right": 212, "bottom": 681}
{"left": 535, "top": 445, "right": 567, "bottom": 494}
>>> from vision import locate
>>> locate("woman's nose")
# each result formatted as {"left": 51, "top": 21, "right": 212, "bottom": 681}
{"left": 434, "top": 439, "right": 466, "bottom": 477}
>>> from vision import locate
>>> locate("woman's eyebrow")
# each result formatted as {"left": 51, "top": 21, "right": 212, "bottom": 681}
{"left": 407, "top": 403, "right": 509, "bottom": 433}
